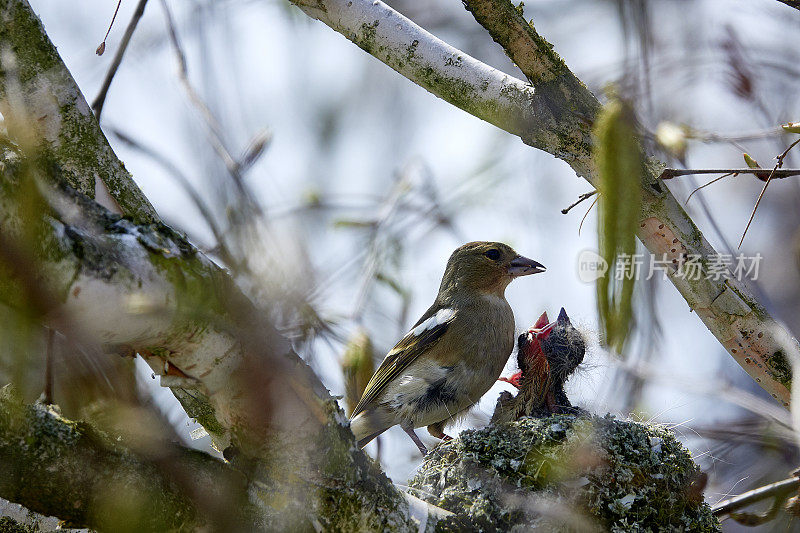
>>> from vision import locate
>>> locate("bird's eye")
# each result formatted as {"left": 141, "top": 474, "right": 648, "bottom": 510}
{"left": 484, "top": 249, "right": 501, "bottom": 261}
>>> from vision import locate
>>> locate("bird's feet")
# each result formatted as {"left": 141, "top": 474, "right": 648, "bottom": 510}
{"left": 402, "top": 425, "right": 428, "bottom": 456}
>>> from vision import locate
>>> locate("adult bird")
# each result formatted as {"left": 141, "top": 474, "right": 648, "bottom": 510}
{"left": 349, "top": 241, "right": 545, "bottom": 455}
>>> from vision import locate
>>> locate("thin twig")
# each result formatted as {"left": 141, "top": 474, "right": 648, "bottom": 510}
{"left": 92, "top": 0, "right": 149, "bottom": 119}
{"left": 659, "top": 168, "right": 800, "bottom": 180}
{"left": 712, "top": 476, "right": 799, "bottom": 518}
{"left": 738, "top": 138, "right": 800, "bottom": 248}
{"left": 685, "top": 172, "right": 734, "bottom": 204}
{"left": 693, "top": 126, "right": 784, "bottom": 144}
{"left": 578, "top": 194, "right": 599, "bottom": 235}
{"left": 157, "top": 0, "right": 253, "bottom": 201}
{"left": 96, "top": 0, "right": 124, "bottom": 56}
{"left": 561, "top": 190, "right": 597, "bottom": 214}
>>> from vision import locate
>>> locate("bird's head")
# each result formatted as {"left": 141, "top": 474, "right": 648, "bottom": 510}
{"left": 440, "top": 241, "right": 545, "bottom": 296}
{"left": 516, "top": 308, "right": 585, "bottom": 385}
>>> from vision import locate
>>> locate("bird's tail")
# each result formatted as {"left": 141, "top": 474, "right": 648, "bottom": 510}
{"left": 350, "top": 410, "right": 392, "bottom": 448}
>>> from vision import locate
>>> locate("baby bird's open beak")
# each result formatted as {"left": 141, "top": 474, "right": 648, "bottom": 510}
{"left": 508, "top": 255, "right": 546, "bottom": 277}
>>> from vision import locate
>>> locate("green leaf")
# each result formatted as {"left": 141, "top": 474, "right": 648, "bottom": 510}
{"left": 743, "top": 153, "right": 761, "bottom": 169}
{"left": 593, "top": 97, "right": 643, "bottom": 353}
{"left": 782, "top": 122, "right": 800, "bottom": 134}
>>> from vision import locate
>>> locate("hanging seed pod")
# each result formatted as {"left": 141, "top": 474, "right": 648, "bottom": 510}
{"left": 341, "top": 329, "right": 375, "bottom": 416}
{"left": 593, "top": 96, "right": 643, "bottom": 353}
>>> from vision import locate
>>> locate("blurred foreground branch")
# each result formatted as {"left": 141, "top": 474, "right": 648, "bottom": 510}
{"left": 0, "top": 386, "right": 256, "bottom": 531}
{"left": 0, "top": 1, "right": 450, "bottom": 527}
{"left": 290, "top": 0, "right": 797, "bottom": 405}
{"left": 0, "top": 139, "right": 445, "bottom": 528}
{"left": 713, "top": 475, "right": 800, "bottom": 526}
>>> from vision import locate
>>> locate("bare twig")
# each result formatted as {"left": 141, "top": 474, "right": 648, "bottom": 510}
{"left": 92, "top": 0, "right": 149, "bottom": 118}
{"left": 713, "top": 476, "right": 799, "bottom": 524}
{"left": 96, "top": 0, "right": 123, "bottom": 56}
{"left": 659, "top": 168, "right": 800, "bottom": 180}
{"left": 739, "top": 138, "right": 800, "bottom": 248}
{"left": 685, "top": 172, "right": 734, "bottom": 204}
{"left": 693, "top": 127, "right": 784, "bottom": 144}
{"left": 561, "top": 190, "right": 598, "bottom": 214}
{"left": 157, "top": 0, "right": 252, "bottom": 200}
{"left": 578, "top": 194, "right": 599, "bottom": 236}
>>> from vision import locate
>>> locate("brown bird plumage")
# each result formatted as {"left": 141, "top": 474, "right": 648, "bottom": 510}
{"left": 349, "top": 241, "right": 545, "bottom": 455}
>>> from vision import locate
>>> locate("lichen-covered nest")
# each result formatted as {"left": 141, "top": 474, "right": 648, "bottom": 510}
{"left": 408, "top": 414, "right": 720, "bottom": 532}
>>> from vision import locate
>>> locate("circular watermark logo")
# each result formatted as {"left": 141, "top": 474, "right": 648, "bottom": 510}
{"left": 577, "top": 249, "right": 608, "bottom": 283}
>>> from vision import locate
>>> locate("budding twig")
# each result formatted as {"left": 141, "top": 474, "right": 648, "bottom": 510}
{"left": 92, "top": 0, "right": 149, "bottom": 119}
{"left": 712, "top": 475, "right": 799, "bottom": 526}
{"left": 96, "top": 0, "right": 124, "bottom": 56}
{"left": 561, "top": 190, "right": 598, "bottom": 214}
{"left": 659, "top": 168, "right": 800, "bottom": 180}
{"left": 739, "top": 138, "right": 800, "bottom": 248}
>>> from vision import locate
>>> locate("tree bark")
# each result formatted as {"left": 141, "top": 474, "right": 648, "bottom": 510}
{"left": 0, "top": 385, "right": 257, "bottom": 531}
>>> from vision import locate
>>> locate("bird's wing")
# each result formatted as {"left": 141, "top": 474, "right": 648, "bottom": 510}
{"left": 350, "top": 305, "right": 457, "bottom": 419}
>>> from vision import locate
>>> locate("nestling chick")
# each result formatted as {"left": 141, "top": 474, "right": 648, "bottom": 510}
{"left": 493, "top": 308, "right": 586, "bottom": 424}
{"left": 349, "top": 241, "right": 545, "bottom": 455}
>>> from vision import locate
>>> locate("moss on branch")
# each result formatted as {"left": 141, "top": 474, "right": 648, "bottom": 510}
{"left": 410, "top": 414, "right": 719, "bottom": 532}
{"left": 0, "top": 386, "right": 258, "bottom": 531}
{"left": 0, "top": 0, "right": 157, "bottom": 222}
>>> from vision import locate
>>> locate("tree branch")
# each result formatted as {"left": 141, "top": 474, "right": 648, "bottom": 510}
{"left": 91, "top": 0, "right": 149, "bottom": 120}
{"left": 777, "top": 1, "right": 800, "bottom": 11}
{"left": 0, "top": 0, "right": 157, "bottom": 221}
{"left": 0, "top": 2, "right": 456, "bottom": 525}
{"left": 659, "top": 168, "right": 800, "bottom": 180}
{"left": 289, "top": 0, "right": 596, "bottom": 176}
{"left": 713, "top": 476, "right": 799, "bottom": 515}
{"left": 0, "top": 137, "right": 446, "bottom": 530}
{"left": 290, "top": 0, "right": 797, "bottom": 405}
{"left": 0, "top": 385, "right": 257, "bottom": 531}
{"left": 712, "top": 475, "right": 799, "bottom": 524}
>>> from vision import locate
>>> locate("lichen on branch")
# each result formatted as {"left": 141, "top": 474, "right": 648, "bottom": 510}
{"left": 409, "top": 414, "right": 720, "bottom": 531}
{"left": 0, "top": 0, "right": 157, "bottom": 221}
{"left": 0, "top": 385, "right": 257, "bottom": 531}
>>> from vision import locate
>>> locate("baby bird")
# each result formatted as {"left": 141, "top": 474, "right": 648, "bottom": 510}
{"left": 349, "top": 241, "right": 545, "bottom": 455}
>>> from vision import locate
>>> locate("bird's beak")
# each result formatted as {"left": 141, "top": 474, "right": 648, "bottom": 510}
{"left": 508, "top": 255, "right": 546, "bottom": 277}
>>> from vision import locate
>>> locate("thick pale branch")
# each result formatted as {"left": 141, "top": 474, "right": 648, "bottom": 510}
{"left": 290, "top": 0, "right": 594, "bottom": 174}
{"left": 0, "top": 0, "right": 157, "bottom": 221}
{"left": 291, "top": 0, "right": 797, "bottom": 405}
